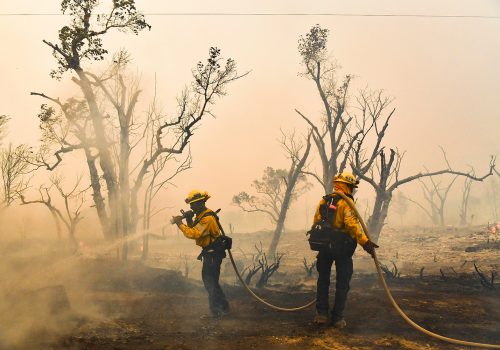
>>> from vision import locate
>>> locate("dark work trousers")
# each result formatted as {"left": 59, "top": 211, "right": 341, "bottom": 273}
{"left": 201, "top": 252, "right": 229, "bottom": 316}
{"left": 315, "top": 249, "right": 354, "bottom": 321}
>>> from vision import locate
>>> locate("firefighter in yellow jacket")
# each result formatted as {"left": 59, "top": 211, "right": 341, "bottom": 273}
{"left": 312, "top": 172, "right": 378, "bottom": 328}
{"left": 171, "top": 190, "right": 230, "bottom": 318}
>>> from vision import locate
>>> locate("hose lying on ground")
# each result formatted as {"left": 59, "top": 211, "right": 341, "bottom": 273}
{"left": 224, "top": 191, "right": 500, "bottom": 349}
{"left": 226, "top": 248, "right": 316, "bottom": 311}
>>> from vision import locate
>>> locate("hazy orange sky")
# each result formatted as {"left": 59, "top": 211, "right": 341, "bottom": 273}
{"left": 0, "top": 1, "right": 499, "bottom": 232}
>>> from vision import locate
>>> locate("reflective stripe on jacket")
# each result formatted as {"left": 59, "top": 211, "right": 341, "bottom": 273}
{"left": 179, "top": 208, "right": 221, "bottom": 248}
{"left": 313, "top": 183, "right": 369, "bottom": 246}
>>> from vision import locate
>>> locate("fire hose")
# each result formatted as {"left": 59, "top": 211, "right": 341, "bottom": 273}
{"left": 223, "top": 191, "right": 500, "bottom": 349}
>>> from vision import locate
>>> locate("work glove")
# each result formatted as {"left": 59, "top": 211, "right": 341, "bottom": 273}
{"left": 362, "top": 240, "right": 379, "bottom": 258}
{"left": 181, "top": 210, "right": 194, "bottom": 220}
{"left": 170, "top": 215, "right": 184, "bottom": 225}
{"left": 181, "top": 210, "right": 195, "bottom": 226}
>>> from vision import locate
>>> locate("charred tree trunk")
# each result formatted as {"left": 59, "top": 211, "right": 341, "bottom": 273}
{"left": 363, "top": 150, "right": 395, "bottom": 242}
{"left": 50, "top": 211, "right": 63, "bottom": 239}
{"left": 68, "top": 222, "right": 78, "bottom": 248}
{"left": 323, "top": 172, "right": 335, "bottom": 195}
{"left": 119, "top": 132, "right": 130, "bottom": 260}
{"left": 367, "top": 191, "right": 392, "bottom": 243}
{"left": 406, "top": 195, "right": 439, "bottom": 226}
{"left": 421, "top": 174, "right": 458, "bottom": 227}
{"left": 431, "top": 209, "right": 440, "bottom": 226}
{"left": 268, "top": 133, "right": 311, "bottom": 256}
{"left": 76, "top": 71, "right": 119, "bottom": 242}
{"left": 459, "top": 177, "right": 473, "bottom": 226}
{"left": 117, "top": 93, "right": 134, "bottom": 260}
{"left": 141, "top": 181, "right": 154, "bottom": 261}
{"left": 268, "top": 186, "right": 293, "bottom": 257}
{"left": 84, "top": 149, "right": 111, "bottom": 239}
{"left": 438, "top": 207, "right": 445, "bottom": 227}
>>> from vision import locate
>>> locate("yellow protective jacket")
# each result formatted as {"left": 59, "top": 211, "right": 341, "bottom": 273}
{"left": 178, "top": 208, "right": 221, "bottom": 248}
{"left": 313, "top": 183, "right": 369, "bottom": 246}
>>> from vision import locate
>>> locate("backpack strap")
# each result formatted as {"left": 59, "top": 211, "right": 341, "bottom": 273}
{"left": 196, "top": 209, "right": 231, "bottom": 260}
{"left": 201, "top": 209, "right": 227, "bottom": 236}
{"left": 191, "top": 209, "right": 213, "bottom": 227}
{"left": 319, "top": 194, "right": 342, "bottom": 223}
{"left": 191, "top": 209, "right": 224, "bottom": 243}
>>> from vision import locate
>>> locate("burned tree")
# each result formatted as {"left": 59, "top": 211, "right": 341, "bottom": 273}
{"left": 256, "top": 252, "right": 284, "bottom": 289}
{"left": 352, "top": 148, "right": 496, "bottom": 242}
{"left": 232, "top": 168, "right": 286, "bottom": 225}
{"left": 140, "top": 99, "right": 192, "bottom": 260}
{"left": 295, "top": 25, "right": 399, "bottom": 239}
{"left": 405, "top": 174, "right": 459, "bottom": 227}
{"left": 241, "top": 242, "right": 264, "bottom": 285}
{"left": 0, "top": 144, "right": 32, "bottom": 209}
{"left": 20, "top": 174, "right": 85, "bottom": 244}
{"left": 20, "top": 186, "right": 63, "bottom": 239}
{"left": 0, "top": 116, "right": 33, "bottom": 220}
{"left": 296, "top": 26, "right": 396, "bottom": 197}
{"left": 32, "top": 1, "right": 245, "bottom": 260}
{"left": 34, "top": 0, "right": 150, "bottom": 242}
{"left": 423, "top": 174, "right": 458, "bottom": 226}
{"left": 30, "top": 0, "right": 149, "bottom": 242}
{"left": 35, "top": 48, "right": 243, "bottom": 257}
{"left": 459, "top": 175, "right": 474, "bottom": 226}
{"left": 233, "top": 131, "right": 311, "bottom": 256}
{"left": 403, "top": 149, "right": 470, "bottom": 226}
{"left": 379, "top": 261, "right": 400, "bottom": 279}
{"left": 128, "top": 48, "right": 244, "bottom": 259}
{"left": 303, "top": 257, "right": 317, "bottom": 278}
{"left": 141, "top": 152, "right": 191, "bottom": 260}
{"left": 294, "top": 25, "right": 496, "bottom": 242}
{"left": 268, "top": 130, "right": 312, "bottom": 255}
{"left": 474, "top": 263, "right": 496, "bottom": 290}
{"left": 295, "top": 25, "right": 358, "bottom": 194}
{"left": 409, "top": 149, "right": 460, "bottom": 226}
{"left": 404, "top": 184, "right": 440, "bottom": 226}
{"left": 32, "top": 95, "right": 111, "bottom": 237}
{"left": 348, "top": 88, "right": 496, "bottom": 239}
{"left": 485, "top": 176, "right": 499, "bottom": 222}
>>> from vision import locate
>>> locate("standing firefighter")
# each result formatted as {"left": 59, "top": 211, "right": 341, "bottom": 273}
{"left": 171, "top": 190, "right": 230, "bottom": 318}
{"left": 309, "top": 172, "right": 379, "bottom": 328}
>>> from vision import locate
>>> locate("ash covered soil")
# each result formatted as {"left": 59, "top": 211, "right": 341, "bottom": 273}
{"left": 2, "top": 225, "right": 499, "bottom": 350}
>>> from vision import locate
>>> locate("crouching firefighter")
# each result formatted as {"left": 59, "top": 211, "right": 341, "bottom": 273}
{"left": 307, "top": 172, "right": 379, "bottom": 328}
{"left": 171, "top": 190, "right": 231, "bottom": 318}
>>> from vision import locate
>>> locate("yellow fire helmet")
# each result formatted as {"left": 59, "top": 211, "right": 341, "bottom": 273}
{"left": 334, "top": 172, "right": 360, "bottom": 187}
{"left": 185, "top": 190, "right": 211, "bottom": 204}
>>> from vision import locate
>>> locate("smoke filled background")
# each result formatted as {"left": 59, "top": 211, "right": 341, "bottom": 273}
{"left": 0, "top": 1, "right": 499, "bottom": 349}
{"left": 1, "top": 0, "right": 499, "bottom": 232}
